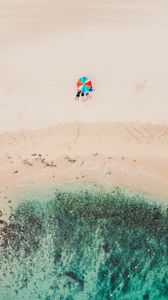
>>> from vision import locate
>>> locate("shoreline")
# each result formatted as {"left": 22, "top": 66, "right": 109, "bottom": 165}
{"left": 1, "top": 122, "right": 168, "bottom": 217}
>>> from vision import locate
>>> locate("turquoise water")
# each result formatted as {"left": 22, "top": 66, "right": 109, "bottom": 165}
{"left": 0, "top": 188, "right": 168, "bottom": 300}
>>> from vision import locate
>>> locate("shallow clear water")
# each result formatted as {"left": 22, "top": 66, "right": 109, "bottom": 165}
{"left": 0, "top": 188, "right": 168, "bottom": 300}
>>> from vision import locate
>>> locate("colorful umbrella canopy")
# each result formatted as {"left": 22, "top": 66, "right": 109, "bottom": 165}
{"left": 77, "top": 77, "right": 92, "bottom": 93}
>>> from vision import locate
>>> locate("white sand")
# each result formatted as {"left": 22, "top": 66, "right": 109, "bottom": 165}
{"left": 1, "top": 123, "right": 168, "bottom": 215}
{"left": 0, "top": 1, "right": 168, "bottom": 132}
{"left": 0, "top": 2, "right": 168, "bottom": 219}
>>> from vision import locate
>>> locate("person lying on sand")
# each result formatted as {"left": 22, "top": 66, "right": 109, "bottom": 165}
{"left": 75, "top": 90, "right": 81, "bottom": 100}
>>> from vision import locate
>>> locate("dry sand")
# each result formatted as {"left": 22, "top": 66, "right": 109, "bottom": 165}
{"left": 0, "top": 1, "right": 168, "bottom": 217}
{"left": 1, "top": 123, "right": 168, "bottom": 219}
{"left": 0, "top": 1, "right": 168, "bottom": 132}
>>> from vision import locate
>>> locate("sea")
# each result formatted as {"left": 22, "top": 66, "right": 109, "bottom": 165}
{"left": 0, "top": 187, "right": 167, "bottom": 300}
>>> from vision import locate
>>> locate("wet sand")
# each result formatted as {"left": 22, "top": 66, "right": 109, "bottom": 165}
{"left": 0, "top": 1, "right": 168, "bottom": 213}
{"left": 1, "top": 123, "right": 168, "bottom": 218}
{"left": 0, "top": 2, "right": 168, "bottom": 299}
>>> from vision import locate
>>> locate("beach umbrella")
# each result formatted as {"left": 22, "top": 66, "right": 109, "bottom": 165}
{"left": 77, "top": 77, "right": 92, "bottom": 93}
